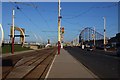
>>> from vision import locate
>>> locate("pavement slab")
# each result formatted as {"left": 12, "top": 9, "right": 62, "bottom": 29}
{"left": 47, "top": 49, "right": 98, "bottom": 78}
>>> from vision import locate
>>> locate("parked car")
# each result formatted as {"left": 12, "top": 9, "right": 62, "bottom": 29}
{"left": 86, "top": 44, "right": 94, "bottom": 51}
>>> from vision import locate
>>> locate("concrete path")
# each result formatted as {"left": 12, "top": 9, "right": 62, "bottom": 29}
{"left": 46, "top": 49, "right": 98, "bottom": 78}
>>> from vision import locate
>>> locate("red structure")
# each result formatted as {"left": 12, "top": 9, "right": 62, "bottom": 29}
{"left": 58, "top": 41, "right": 61, "bottom": 55}
{"left": 11, "top": 37, "right": 14, "bottom": 54}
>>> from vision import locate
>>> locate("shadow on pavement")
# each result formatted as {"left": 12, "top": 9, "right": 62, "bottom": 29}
{"left": 2, "top": 59, "right": 13, "bottom": 66}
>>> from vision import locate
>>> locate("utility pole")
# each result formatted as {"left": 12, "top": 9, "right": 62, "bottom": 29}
{"left": 12, "top": 9, "right": 15, "bottom": 54}
{"left": 94, "top": 27, "right": 96, "bottom": 47}
{"left": 89, "top": 28, "right": 90, "bottom": 42}
{"left": 87, "top": 28, "right": 89, "bottom": 42}
{"left": 103, "top": 17, "right": 106, "bottom": 51}
{"left": 58, "top": 0, "right": 61, "bottom": 55}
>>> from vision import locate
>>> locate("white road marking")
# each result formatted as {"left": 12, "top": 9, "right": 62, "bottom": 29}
{"left": 44, "top": 53, "right": 57, "bottom": 80}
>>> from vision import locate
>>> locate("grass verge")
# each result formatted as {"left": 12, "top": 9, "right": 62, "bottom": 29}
{"left": 2, "top": 44, "right": 32, "bottom": 54}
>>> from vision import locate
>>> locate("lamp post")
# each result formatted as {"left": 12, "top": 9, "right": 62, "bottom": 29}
{"left": 12, "top": 9, "right": 15, "bottom": 54}
{"left": 58, "top": 0, "right": 61, "bottom": 55}
{"left": 94, "top": 27, "right": 96, "bottom": 46}
{"left": 103, "top": 17, "right": 106, "bottom": 51}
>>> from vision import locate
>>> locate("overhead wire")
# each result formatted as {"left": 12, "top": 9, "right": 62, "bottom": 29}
{"left": 14, "top": 2, "right": 53, "bottom": 42}
{"left": 63, "top": 7, "right": 93, "bottom": 19}
{"left": 11, "top": 2, "right": 41, "bottom": 31}
{"left": 10, "top": 2, "right": 43, "bottom": 42}
{"left": 63, "top": 3, "right": 118, "bottom": 19}
{"left": 31, "top": 3, "right": 50, "bottom": 28}
{"left": 16, "top": 6, "right": 41, "bottom": 30}
{"left": 62, "top": 3, "right": 118, "bottom": 33}
{"left": 31, "top": 2, "right": 58, "bottom": 42}
{"left": 62, "top": 19, "right": 81, "bottom": 26}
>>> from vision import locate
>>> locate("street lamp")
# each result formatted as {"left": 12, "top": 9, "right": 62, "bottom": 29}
{"left": 11, "top": 9, "right": 15, "bottom": 54}
{"left": 103, "top": 17, "right": 107, "bottom": 51}
{"left": 58, "top": 0, "right": 62, "bottom": 55}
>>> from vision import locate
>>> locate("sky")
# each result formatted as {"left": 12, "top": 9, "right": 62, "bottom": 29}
{"left": 1, "top": 2, "right": 119, "bottom": 43}
{"left": 1, "top": 0, "right": 120, "bottom": 2}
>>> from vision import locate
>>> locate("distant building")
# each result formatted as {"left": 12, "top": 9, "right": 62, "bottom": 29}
{"left": 116, "top": 33, "right": 120, "bottom": 42}
{"left": 109, "top": 33, "right": 120, "bottom": 43}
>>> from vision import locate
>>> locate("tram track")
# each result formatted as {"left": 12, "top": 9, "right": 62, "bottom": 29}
{"left": 2, "top": 47, "right": 57, "bottom": 79}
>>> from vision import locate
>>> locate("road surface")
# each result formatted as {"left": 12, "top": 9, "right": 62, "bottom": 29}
{"left": 64, "top": 46, "right": 120, "bottom": 79}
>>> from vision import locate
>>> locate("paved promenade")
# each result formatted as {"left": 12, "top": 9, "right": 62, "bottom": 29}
{"left": 46, "top": 48, "right": 98, "bottom": 79}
